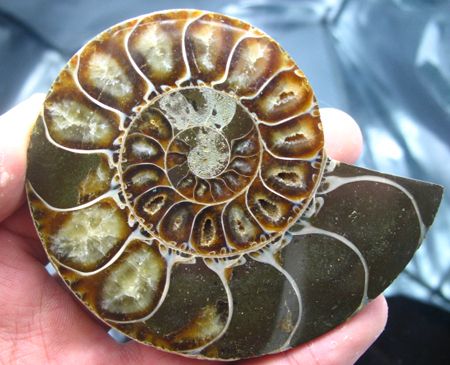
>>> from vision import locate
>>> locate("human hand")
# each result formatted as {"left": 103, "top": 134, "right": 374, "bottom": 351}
{"left": 0, "top": 94, "right": 387, "bottom": 365}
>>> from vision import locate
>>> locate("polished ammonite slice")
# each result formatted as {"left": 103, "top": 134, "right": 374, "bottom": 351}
{"left": 26, "top": 9, "right": 443, "bottom": 361}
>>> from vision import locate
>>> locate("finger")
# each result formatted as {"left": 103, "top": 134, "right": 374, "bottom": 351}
{"left": 0, "top": 94, "right": 45, "bottom": 222}
{"left": 2, "top": 204, "right": 38, "bottom": 240}
{"left": 243, "top": 296, "right": 388, "bottom": 365}
{"left": 2, "top": 204, "right": 44, "bottom": 262}
{"left": 117, "top": 340, "right": 219, "bottom": 365}
{"left": 320, "top": 107, "right": 364, "bottom": 164}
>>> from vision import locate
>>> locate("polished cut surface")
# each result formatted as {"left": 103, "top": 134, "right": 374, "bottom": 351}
{"left": 26, "top": 9, "right": 443, "bottom": 360}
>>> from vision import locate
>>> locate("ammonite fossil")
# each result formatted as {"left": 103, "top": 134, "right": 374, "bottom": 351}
{"left": 26, "top": 10, "right": 443, "bottom": 361}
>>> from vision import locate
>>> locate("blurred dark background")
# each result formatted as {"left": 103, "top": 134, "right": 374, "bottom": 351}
{"left": 0, "top": 0, "right": 449, "bottom": 363}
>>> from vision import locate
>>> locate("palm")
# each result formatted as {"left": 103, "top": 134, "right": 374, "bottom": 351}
{"left": 0, "top": 95, "right": 387, "bottom": 365}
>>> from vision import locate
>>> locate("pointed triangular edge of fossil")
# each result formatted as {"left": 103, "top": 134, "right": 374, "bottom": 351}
{"left": 309, "top": 159, "right": 444, "bottom": 299}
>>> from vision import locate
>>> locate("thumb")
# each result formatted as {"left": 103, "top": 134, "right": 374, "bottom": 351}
{"left": 0, "top": 94, "right": 45, "bottom": 222}
{"left": 320, "top": 107, "right": 364, "bottom": 164}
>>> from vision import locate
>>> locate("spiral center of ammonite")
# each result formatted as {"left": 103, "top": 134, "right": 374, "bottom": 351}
{"left": 120, "top": 87, "right": 264, "bottom": 255}
{"left": 185, "top": 127, "right": 230, "bottom": 179}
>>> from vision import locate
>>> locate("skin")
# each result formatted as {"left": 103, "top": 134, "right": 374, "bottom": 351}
{"left": 0, "top": 95, "right": 387, "bottom": 365}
